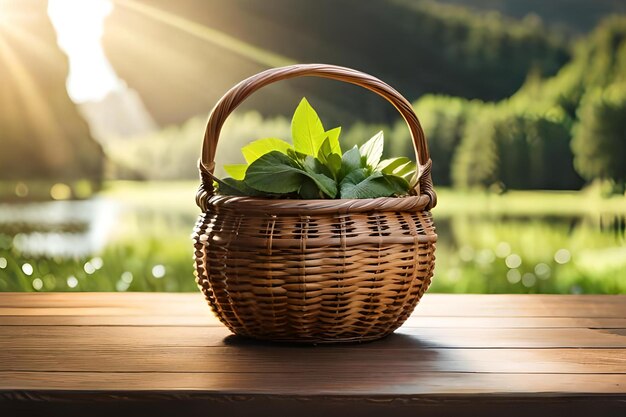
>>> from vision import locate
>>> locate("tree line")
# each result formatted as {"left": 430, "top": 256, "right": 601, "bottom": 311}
{"left": 388, "top": 16, "right": 626, "bottom": 192}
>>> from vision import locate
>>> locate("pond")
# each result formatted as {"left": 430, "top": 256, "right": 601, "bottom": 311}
{"left": 0, "top": 182, "right": 624, "bottom": 293}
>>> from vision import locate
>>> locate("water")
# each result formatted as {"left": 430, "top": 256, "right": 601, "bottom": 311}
{"left": 0, "top": 183, "right": 624, "bottom": 294}
{"left": 0, "top": 199, "right": 118, "bottom": 258}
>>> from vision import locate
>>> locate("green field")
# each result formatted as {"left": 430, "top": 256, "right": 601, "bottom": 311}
{"left": 0, "top": 181, "right": 624, "bottom": 294}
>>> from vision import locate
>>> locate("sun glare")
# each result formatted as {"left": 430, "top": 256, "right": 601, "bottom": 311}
{"left": 48, "top": 0, "right": 120, "bottom": 102}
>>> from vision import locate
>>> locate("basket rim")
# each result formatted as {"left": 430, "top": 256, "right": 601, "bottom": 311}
{"left": 197, "top": 64, "right": 437, "bottom": 212}
{"left": 204, "top": 193, "right": 432, "bottom": 215}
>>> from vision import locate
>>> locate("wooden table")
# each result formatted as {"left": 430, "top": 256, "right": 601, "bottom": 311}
{"left": 0, "top": 293, "right": 624, "bottom": 416}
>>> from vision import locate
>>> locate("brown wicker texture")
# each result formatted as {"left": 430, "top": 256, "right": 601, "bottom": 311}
{"left": 193, "top": 64, "right": 437, "bottom": 343}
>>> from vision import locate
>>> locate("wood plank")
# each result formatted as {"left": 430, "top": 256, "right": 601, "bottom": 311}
{"left": 1, "top": 293, "right": 624, "bottom": 318}
{"left": 0, "top": 292, "right": 195, "bottom": 306}
{"left": 1, "top": 326, "right": 624, "bottom": 348}
{"left": 403, "top": 316, "right": 626, "bottom": 329}
{"left": 0, "top": 347, "right": 623, "bottom": 374}
{"left": 1, "top": 371, "right": 625, "bottom": 395}
{"left": 0, "top": 293, "right": 624, "bottom": 416}
{"left": 1, "top": 315, "right": 625, "bottom": 328}
{"left": 0, "top": 315, "right": 218, "bottom": 326}
{"left": 3, "top": 392, "right": 624, "bottom": 417}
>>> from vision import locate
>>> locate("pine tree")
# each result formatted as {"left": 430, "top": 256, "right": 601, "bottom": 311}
{"left": 572, "top": 84, "right": 626, "bottom": 193}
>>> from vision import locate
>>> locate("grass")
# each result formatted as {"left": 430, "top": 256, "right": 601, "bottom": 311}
{"left": 0, "top": 181, "right": 625, "bottom": 294}
{"left": 436, "top": 186, "right": 626, "bottom": 217}
{"left": 100, "top": 180, "right": 200, "bottom": 214}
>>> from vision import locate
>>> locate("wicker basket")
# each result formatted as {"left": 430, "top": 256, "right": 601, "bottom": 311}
{"left": 193, "top": 64, "right": 437, "bottom": 343}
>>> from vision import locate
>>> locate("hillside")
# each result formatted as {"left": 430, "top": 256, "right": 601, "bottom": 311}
{"left": 411, "top": 16, "right": 626, "bottom": 190}
{"left": 433, "top": 0, "right": 626, "bottom": 34}
{"left": 102, "top": 0, "right": 569, "bottom": 126}
{"left": 0, "top": 0, "right": 104, "bottom": 183}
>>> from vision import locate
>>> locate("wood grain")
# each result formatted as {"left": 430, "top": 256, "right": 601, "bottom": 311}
{"left": 0, "top": 347, "right": 624, "bottom": 374}
{"left": 0, "top": 292, "right": 624, "bottom": 417}
{"left": 1, "top": 325, "right": 624, "bottom": 348}
{"left": 1, "top": 315, "right": 624, "bottom": 328}
{"left": 2, "top": 371, "right": 625, "bottom": 395}
{"left": 1, "top": 293, "right": 624, "bottom": 317}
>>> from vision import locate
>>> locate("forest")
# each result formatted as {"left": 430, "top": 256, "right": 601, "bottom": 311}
{"left": 105, "top": 7, "right": 626, "bottom": 194}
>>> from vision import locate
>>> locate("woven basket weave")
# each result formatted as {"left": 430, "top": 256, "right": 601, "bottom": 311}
{"left": 193, "top": 64, "right": 437, "bottom": 343}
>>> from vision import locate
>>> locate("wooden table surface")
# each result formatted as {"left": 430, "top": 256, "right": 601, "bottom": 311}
{"left": 0, "top": 293, "right": 624, "bottom": 417}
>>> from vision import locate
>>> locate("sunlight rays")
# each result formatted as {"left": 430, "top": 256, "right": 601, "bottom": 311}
{"left": 0, "top": 34, "right": 68, "bottom": 168}
{"left": 48, "top": 0, "right": 120, "bottom": 102}
{"left": 1, "top": 22, "right": 62, "bottom": 67}
{"left": 112, "top": 0, "right": 296, "bottom": 68}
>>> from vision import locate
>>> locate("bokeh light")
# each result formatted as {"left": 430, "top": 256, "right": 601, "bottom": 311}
{"left": 84, "top": 262, "right": 96, "bottom": 275}
{"left": 554, "top": 249, "right": 571, "bottom": 264}
{"left": 32, "top": 278, "right": 43, "bottom": 290}
{"left": 21, "top": 262, "right": 33, "bottom": 276}
{"left": 534, "top": 263, "right": 551, "bottom": 279}
{"left": 116, "top": 280, "right": 130, "bottom": 291}
{"left": 505, "top": 254, "right": 522, "bottom": 269}
{"left": 14, "top": 182, "right": 28, "bottom": 198}
{"left": 152, "top": 264, "right": 166, "bottom": 278}
{"left": 495, "top": 241, "right": 511, "bottom": 258}
{"left": 67, "top": 275, "right": 78, "bottom": 288}
{"left": 91, "top": 257, "right": 104, "bottom": 270}
{"left": 121, "top": 271, "right": 133, "bottom": 283}
{"left": 50, "top": 183, "right": 71, "bottom": 200}
{"left": 506, "top": 269, "right": 521, "bottom": 284}
{"left": 522, "top": 273, "right": 536, "bottom": 287}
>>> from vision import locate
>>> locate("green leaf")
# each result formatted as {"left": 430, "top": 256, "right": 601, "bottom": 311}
{"left": 340, "top": 169, "right": 399, "bottom": 199}
{"left": 223, "top": 164, "right": 248, "bottom": 180}
{"left": 219, "top": 104, "right": 411, "bottom": 201}
{"left": 216, "top": 177, "right": 269, "bottom": 197}
{"left": 298, "top": 179, "right": 323, "bottom": 199}
{"left": 377, "top": 157, "right": 411, "bottom": 174}
{"left": 308, "top": 172, "right": 337, "bottom": 198}
{"left": 215, "top": 177, "right": 246, "bottom": 196}
{"left": 244, "top": 151, "right": 337, "bottom": 198}
{"left": 327, "top": 127, "right": 342, "bottom": 155}
{"left": 302, "top": 157, "right": 338, "bottom": 198}
{"left": 244, "top": 151, "right": 307, "bottom": 194}
{"left": 287, "top": 148, "right": 308, "bottom": 161}
{"left": 317, "top": 137, "right": 342, "bottom": 178}
{"left": 382, "top": 173, "right": 411, "bottom": 194}
{"left": 304, "top": 155, "right": 332, "bottom": 178}
{"left": 315, "top": 127, "right": 342, "bottom": 156}
{"left": 241, "top": 138, "right": 293, "bottom": 164}
{"left": 381, "top": 158, "right": 416, "bottom": 188}
{"left": 359, "top": 131, "right": 384, "bottom": 168}
{"left": 291, "top": 97, "right": 326, "bottom": 155}
{"left": 339, "top": 145, "right": 363, "bottom": 180}
{"left": 317, "top": 137, "right": 333, "bottom": 161}
{"left": 393, "top": 160, "right": 416, "bottom": 177}
{"left": 326, "top": 154, "right": 342, "bottom": 178}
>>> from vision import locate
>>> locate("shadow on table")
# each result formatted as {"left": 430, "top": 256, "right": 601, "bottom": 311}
{"left": 223, "top": 331, "right": 442, "bottom": 349}
{"left": 219, "top": 332, "right": 444, "bottom": 387}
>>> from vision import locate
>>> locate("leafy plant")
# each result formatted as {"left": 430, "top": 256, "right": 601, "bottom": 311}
{"left": 217, "top": 98, "right": 417, "bottom": 199}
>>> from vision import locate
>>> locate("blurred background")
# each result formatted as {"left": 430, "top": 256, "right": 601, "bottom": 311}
{"left": 0, "top": 0, "right": 625, "bottom": 294}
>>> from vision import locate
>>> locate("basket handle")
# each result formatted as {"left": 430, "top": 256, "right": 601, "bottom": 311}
{"left": 198, "top": 63, "right": 436, "bottom": 209}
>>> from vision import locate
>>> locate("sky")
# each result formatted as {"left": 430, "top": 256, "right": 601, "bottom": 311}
{"left": 48, "top": 0, "right": 120, "bottom": 103}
